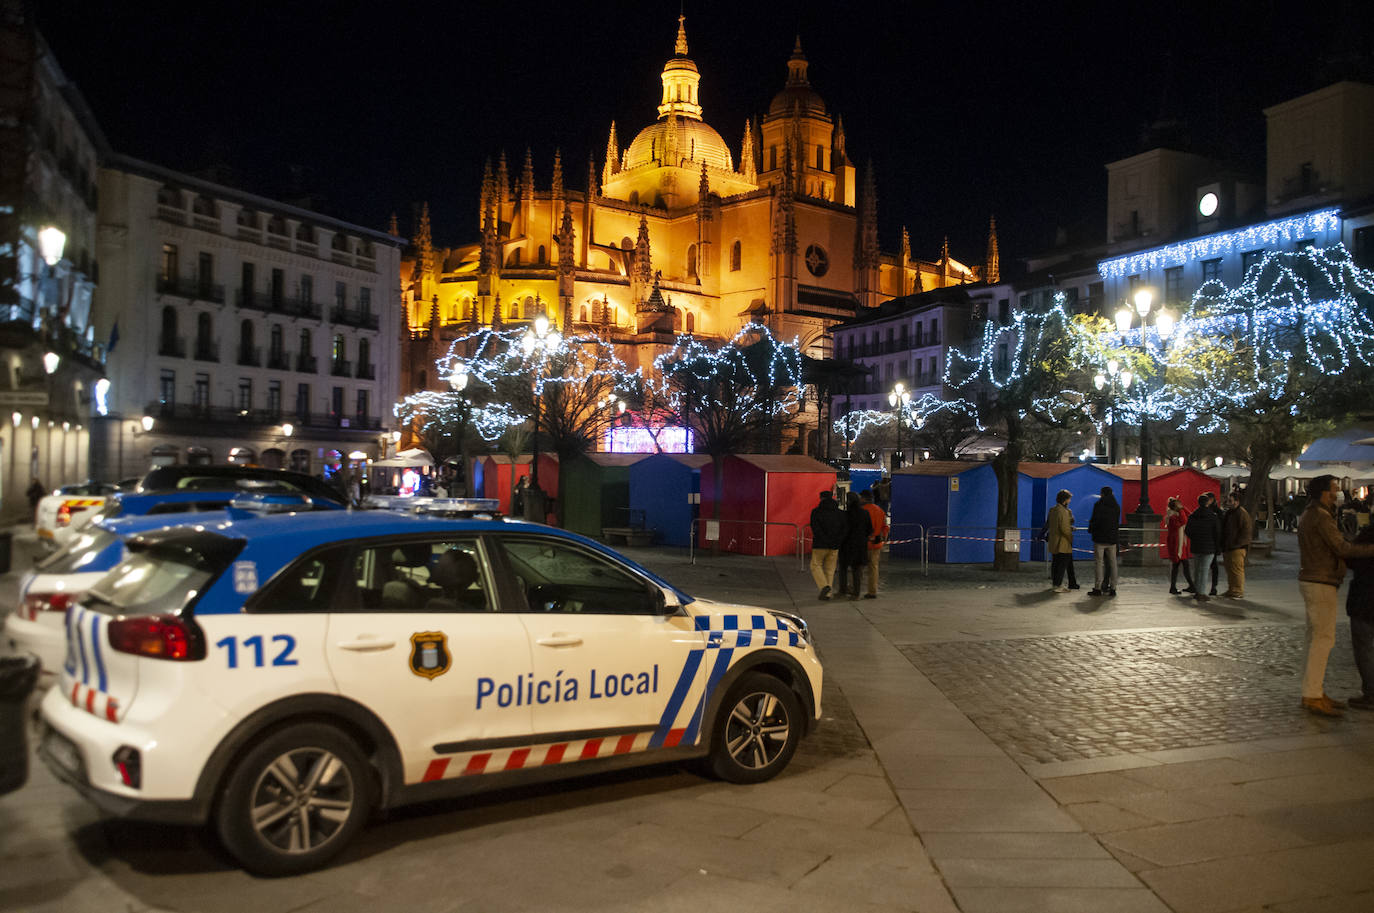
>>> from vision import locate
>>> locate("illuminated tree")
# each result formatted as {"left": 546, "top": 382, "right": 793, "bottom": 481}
{"left": 944, "top": 300, "right": 1101, "bottom": 570}
{"left": 1155, "top": 245, "right": 1374, "bottom": 520}
{"left": 655, "top": 324, "right": 804, "bottom": 540}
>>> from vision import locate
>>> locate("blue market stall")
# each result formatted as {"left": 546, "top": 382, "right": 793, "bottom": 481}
{"left": 627, "top": 453, "right": 712, "bottom": 547}
{"left": 890, "top": 461, "right": 1032, "bottom": 563}
{"left": 846, "top": 464, "right": 884, "bottom": 498}
{"left": 1019, "top": 462, "right": 1123, "bottom": 562}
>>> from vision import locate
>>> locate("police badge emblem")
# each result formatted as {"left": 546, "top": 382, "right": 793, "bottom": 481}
{"left": 409, "top": 631, "right": 451, "bottom": 680}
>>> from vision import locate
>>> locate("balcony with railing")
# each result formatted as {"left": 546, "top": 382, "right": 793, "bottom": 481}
{"left": 237, "top": 345, "right": 261, "bottom": 367}
{"left": 330, "top": 306, "right": 379, "bottom": 330}
{"left": 296, "top": 354, "right": 318, "bottom": 373}
{"left": 331, "top": 358, "right": 352, "bottom": 377}
{"left": 193, "top": 339, "right": 220, "bottom": 362}
{"left": 267, "top": 350, "right": 291, "bottom": 370}
{"left": 356, "top": 363, "right": 376, "bottom": 380}
{"left": 158, "top": 334, "right": 186, "bottom": 358}
{"left": 158, "top": 275, "right": 225, "bottom": 303}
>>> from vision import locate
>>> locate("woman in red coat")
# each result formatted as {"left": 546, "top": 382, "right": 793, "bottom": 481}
{"left": 1164, "top": 496, "right": 1196, "bottom": 595}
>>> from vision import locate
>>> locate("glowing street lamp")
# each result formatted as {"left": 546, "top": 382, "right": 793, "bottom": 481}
{"left": 887, "top": 382, "right": 911, "bottom": 471}
{"left": 522, "top": 305, "right": 560, "bottom": 516}
{"left": 38, "top": 226, "right": 67, "bottom": 267}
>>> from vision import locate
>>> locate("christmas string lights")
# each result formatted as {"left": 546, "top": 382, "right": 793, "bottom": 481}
{"left": 1098, "top": 208, "right": 1340, "bottom": 279}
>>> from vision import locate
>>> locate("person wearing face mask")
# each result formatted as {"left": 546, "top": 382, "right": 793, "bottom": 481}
{"left": 1297, "top": 474, "right": 1374, "bottom": 716}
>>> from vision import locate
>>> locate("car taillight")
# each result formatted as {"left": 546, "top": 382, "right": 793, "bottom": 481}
{"left": 22, "top": 592, "right": 74, "bottom": 621}
{"left": 56, "top": 503, "right": 71, "bottom": 527}
{"left": 107, "top": 614, "right": 205, "bottom": 661}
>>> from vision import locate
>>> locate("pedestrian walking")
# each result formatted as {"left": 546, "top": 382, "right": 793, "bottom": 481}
{"left": 1047, "top": 489, "right": 1079, "bottom": 593}
{"left": 25, "top": 477, "right": 44, "bottom": 525}
{"left": 808, "top": 490, "right": 847, "bottom": 600}
{"left": 1221, "top": 489, "right": 1252, "bottom": 598}
{"left": 859, "top": 489, "right": 889, "bottom": 599}
{"left": 1164, "top": 497, "right": 1196, "bottom": 594}
{"left": 1185, "top": 493, "right": 1221, "bottom": 603}
{"left": 1088, "top": 486, "right": 1120, "bottom": 596}
{"left": 1204, "top": 492, "right": 1224, "bottom": 595}
{"left": 839, "top": 491, "right": 873, "bottom": 600}
{"left": 1298, "top": 474, "right": 1374, "bottom": 716}
{"left": 1345, "top": 525, "right": 1374, "bottom": 711}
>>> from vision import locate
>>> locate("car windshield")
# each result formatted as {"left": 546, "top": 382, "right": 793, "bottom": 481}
{"left": 35, "top": 527, "right": 121, "bottom": 574}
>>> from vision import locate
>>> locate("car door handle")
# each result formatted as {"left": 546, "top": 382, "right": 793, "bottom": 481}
{"left": 337, "top": 638, "right": 396, "bottom": 651}
{"left": 535, "top": 635, "right": 583, "bottom": 647}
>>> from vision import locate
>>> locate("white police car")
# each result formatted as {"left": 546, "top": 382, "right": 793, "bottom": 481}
{"left": 40, "top": 510, "right": 822, "bottom": 875}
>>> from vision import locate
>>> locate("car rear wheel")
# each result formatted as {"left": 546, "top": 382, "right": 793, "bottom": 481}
{"left": 708, "top": 672, "right": 801, "bottom": 784}
{"left": 215, "top": 723, "right": 372, "bottom": 875}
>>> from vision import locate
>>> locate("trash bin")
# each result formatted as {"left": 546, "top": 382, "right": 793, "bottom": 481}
{"left": 0, "top": 654, "right": 40, "bottom": 795}
{"left": 0, "top": 529, "right": 12, "bottom": 575}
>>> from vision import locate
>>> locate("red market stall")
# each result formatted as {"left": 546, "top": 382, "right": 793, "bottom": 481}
{"left": 479, "top": 453, "right": 561, "bottom": 517}
{"left": 1104, "top": 465, "right": 1221, "bottom": 521}
{"left": 698, "top": 455, "right": 836, "bottom": 556}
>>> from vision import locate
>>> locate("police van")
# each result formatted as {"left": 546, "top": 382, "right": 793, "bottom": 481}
{"left": 40, "top": 510, "right": 822, "bottom": 874}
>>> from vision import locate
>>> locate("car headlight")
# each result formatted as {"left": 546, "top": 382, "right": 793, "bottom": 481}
{"left": 767, "top": 609, "right": 812, "bottom": 645}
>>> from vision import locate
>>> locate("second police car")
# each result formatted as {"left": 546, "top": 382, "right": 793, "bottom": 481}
{"left": 40, "top": 508, "right": 823, "bottom": 875}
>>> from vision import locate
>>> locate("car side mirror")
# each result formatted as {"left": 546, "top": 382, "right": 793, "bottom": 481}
{"left": 654, "top": 587, "right": 678, "bottom": 616}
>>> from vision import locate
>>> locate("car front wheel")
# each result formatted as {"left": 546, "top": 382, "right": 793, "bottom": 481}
{"left": 708, "top": 672, "right": 802, "bottom": 784}
{"left": 215, "top": 723, "right": 372, "bottom": 875}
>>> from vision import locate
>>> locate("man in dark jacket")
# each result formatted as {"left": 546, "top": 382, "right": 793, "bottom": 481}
{"left": 1204, "top": 492, "right": 1225, "bottom": 595}
{"left": 1221, "top": 490, "right": 1253, "bottom": 598}
{"left": 808, "top": 490, "right": 847, "bottom": 600}
{"left": 1088, "top": 487, "right": 1120, "bottom": 597}
{"left": 1346, "top": 525, "right": 1374, "bottom": 710}
{"left": 1184, "top": 493, "right": 1221, "bottom": 603}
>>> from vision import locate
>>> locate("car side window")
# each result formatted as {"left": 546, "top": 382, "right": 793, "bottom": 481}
{"left": 352, "top": 538, "right": 492, "bottom": 613}
{"left": 499, "top": 537, "right": 661, "bottom": 615}
{"left": 251, "top": 547, "right": 348, "bottom": 613}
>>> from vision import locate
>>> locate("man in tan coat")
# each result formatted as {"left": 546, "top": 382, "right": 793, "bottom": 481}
{"left": 1298, "top": 474, "right": 1374, "bottom": 716}
{"left": 1221, "top": 490, "right": 1252, "bottom": 598}
{"left": 1048, "top": 489, "right": 1078, "bottom": 593}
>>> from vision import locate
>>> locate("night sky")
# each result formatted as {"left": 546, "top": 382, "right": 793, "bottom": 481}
{"left": 36, "top": 0, "right": 1365, "bottom": 275}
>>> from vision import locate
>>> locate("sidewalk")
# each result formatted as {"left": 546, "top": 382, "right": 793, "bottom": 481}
{"left": 629, "top": 545, "right": 1374, "bottom": 913}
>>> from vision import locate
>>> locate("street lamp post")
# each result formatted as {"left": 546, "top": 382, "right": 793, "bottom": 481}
{"left": 1092, "top": 358, "right": 1133, "bottom": 465}
{"left": 1114, "top": 288, "right": 1176, "bottom": 566}
{"left": 522, "top": 311, "right": 561, "bottom": 521}
{"left": 887, "top": 382, "right": 910, "bottom": 472}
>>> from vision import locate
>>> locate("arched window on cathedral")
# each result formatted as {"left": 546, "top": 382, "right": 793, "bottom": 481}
{"left": 538, "top": 245, "right": 546, "bottom": 264}
{"left": 524, "top": 296, "right": 534, "bottom": 318}
{"left": 686, "top": 311, "right": 695, "bottom": 334}
{"left": 579, "top": 304, "right": 588, "bottom": 323}
{"left": 509, "top": 249, "right": 522, "bottom": 266}
{"left": 730, "top": 240, "right": 741, "bottom": 271}
{"left": 687, "top": 244, "right": 697, "bottom": 279}
{"left": 462, "top": 295, "right": 473, "bottom": 320}
{"left": 816, "top": 145, "right": 824, "bottom": 169}
{"left": 769, "top": 146, "right": 777, "bottom": 170}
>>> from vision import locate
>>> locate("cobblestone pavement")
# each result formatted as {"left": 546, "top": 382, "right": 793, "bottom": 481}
{"left": 901, "top": 624, "right": 1374, "bottom": 766}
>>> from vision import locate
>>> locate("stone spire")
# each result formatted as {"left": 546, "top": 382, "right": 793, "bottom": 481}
{"left": 786, "top": 35, "right": 810, "bottom": 86}
{"left": 479, "top": 158, "right": 494, "bottom": 229}
{"left": 496, "top": 151, "right": 510, "bottom": 208}
{"left": 558, "top": 200, "right": 575, "bottom": 272}
{"left": 901, "top": 226, "right": 911, "bottom": 264}
{"left": 632, "top": 215, "right": 653, "bottom": 306}
{"left": 833, "top": 114, "right": 849, "bottom": 165}
{"left": 698, "top": 161, "right": 711, "bottom": 216}
{"left": 855, "top": 160, "right": 879, "bottom": 270}
{"left": 984, "top": 215, "right": 1000, "bottom": 284}
{"left": 675, "top": 12, "right": 688, "bottom": 56}
{"left": 741, "top": 119, "right": 757, "bottom": 183}
{"left": 551, "top": 148, "right": 563, "bottom": 199}
{"left": 520, "top": 147, "right": 535, "bottom": 199}
{"left": 492, "top": 292, "right": 503, "bottom": 327}
{"left": 603, "top": 122, "right": 620, "bottom": 185}
{"left": 587, "top": 154, "right": 598, "bottom": 198}
{"left": 415, "top": 202, "right": 433, "bottom": 264}
{"left": 480, "top": 189, "right": 497, "bottom": 274}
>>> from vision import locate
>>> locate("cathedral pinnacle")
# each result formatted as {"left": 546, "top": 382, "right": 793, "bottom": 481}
{"left": 741, "top": 119, "right": 757, "bottom": 183}
{"left": 985, "top": 215, "right": 1000, "bottom": 284}
{"left": 675, "top": 13, "right": 688, "bottom": 56}
{"left": 551, "top": 148, "right": 563, "bottom": 198}
{"left": 520, "top": 147, "right": 535, "bottom": 199}
{"left": 603, "top": 122, "right": 620, "bottom": 185}
{"left": 587, "top": 154, "right": 598, "bottom": 198}
{"left": 786, "top": 35, "right": 810, "bottom": 86}
{"left": 415, "top": 202, "right": 433, "bottom": 261}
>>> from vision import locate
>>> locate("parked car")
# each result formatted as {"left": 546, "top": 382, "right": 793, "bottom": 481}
{"left": 137, "top": 465, "right": 349, "bottom": 507}
{"left": 40, "top": 511, "right": 822, "bottom": 874}
{"left": 6, "top": 491, "right": 339, "bottom": 676}
{"left": 35, "top": 481, "right": 117, "bottom": 551}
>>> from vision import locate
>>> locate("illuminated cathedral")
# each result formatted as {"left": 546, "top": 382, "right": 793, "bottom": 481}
{"left": 400, "top": 16, "right": 992, "bottom": 394}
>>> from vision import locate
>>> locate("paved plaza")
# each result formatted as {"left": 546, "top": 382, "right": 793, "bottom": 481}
{"left": 3, "top": 530, "right": 1374, "bottom": 912}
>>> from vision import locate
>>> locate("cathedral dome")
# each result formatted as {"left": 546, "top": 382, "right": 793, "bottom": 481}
{"left": 767, "top": 37, "right": 827, "bottom": 119}
{"left": 624, "top": 118, "right": 734, "bottom": 173}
